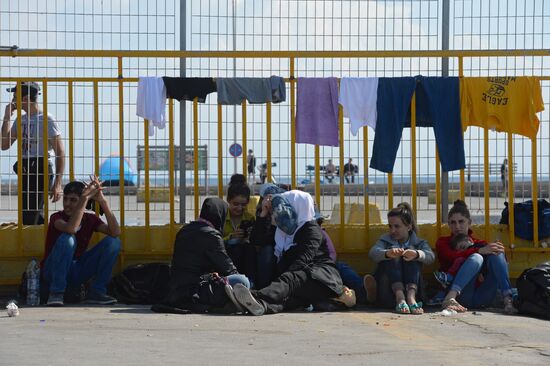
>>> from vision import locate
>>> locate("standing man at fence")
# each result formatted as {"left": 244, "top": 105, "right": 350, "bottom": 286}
{"left": 1, "top": 82, "right": 65, "bottom": 224}
{"left": 247, "top": 149, "right": 256, "bottom": 185}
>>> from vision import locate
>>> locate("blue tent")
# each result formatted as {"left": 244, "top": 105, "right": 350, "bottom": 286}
{"left": 99, "top": 156, "right": 137, "bottom": 186}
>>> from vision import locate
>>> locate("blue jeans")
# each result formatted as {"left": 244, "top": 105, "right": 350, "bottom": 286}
{"left": 256, "top": 245, "right": 276, "bottom": 290}
{"left": 42, "top": 233, "right": 121, "bottom": 295}
{"left": 336, "top": 261, "right": 367, "bottom": 303}
{"left": 374, "top": 258, "right": 423, "bottom": 308}
{"left": 370, "top": 76, "right": 464, "bottom": 173}
{"left": 227, "top": 274, "right": 250, "bottom": 289}
{"left": 450, "top": 253, "right": 513, "bottom": 308}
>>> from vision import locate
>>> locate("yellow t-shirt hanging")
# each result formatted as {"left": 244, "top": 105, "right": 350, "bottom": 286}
{"left": 461, "top": 77, "right": 544, "bottom": 139}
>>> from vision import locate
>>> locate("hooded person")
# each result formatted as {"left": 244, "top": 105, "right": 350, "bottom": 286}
{"left": 228, "top": 190, "right": 356, "bottom": 315}
{"left": 162, "top": 197, "right": 250, "bottom": 311}
{"left": 248, "top": 183, "right": 288, "bottom": 289}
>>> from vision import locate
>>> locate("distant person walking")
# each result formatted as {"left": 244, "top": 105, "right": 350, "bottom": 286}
{"left": 1, "top": 82, "right": 65, "bottom": 225}
{"left": 247, "top": 149, "right": 256, "bottom": 185}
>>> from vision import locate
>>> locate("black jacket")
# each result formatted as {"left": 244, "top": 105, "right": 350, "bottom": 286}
{"left": 165, "top": 198, "right": 238, "bottom": 306}
{"left": 277, "top": 221, "right": 344, "bottom": 296}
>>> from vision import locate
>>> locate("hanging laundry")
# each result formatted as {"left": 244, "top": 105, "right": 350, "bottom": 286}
{"left": 461, "top": 77, "right": 544, "bottom": 139}
{"left": 136, "top": 77, "right": 167, "bottom": 136}
{"left": 370, "top": 76, "right": 465, "bottom": 173}
{"left": 216, "top": 76, "right": 286, "bottom": 105}
{"left": 296, "top": 77, "right": 339, "bottom": 147}
{"left": 162, "top": 77, "right": 216, "bottom": 103}
{"left": 338, "top": 77, "right": 379, "bottom": 135}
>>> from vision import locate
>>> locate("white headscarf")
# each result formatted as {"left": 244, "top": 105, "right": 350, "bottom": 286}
{"left": 274, "top": 190, "right": 315, "bottom": 259}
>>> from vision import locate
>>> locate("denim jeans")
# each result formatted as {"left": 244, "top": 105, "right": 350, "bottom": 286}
{"left": 42, "top": 233, "right": 121, "bottom": 295}
{"left": 336, "top": 261, "right": 367, "bottom": 303}
{"left": 374, "top": 258, "right": 423, "bottom": 308}
{"left": 450, "top": 253, "right": 513, "bottom": 308}
{"left": 370, "top": 76, "right": 464, "bottom": 173}
{"left": 256, "top": 245, "right": 276, "bottom": 290}
{"left": 226, "top": 273, "right": 250, "bottom": 289}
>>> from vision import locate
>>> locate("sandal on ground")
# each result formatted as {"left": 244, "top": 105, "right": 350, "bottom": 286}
{"left": 441, "top": 298, "right": 467, "bottom": 313}
{"left": 395, "top": 301, "right": 410, "bottom": 314}
{"left": 408, "top": 302, "right": 424, "bottom": 315}
{"left": 503, "top": 297, "right": 518, "bottom": 315}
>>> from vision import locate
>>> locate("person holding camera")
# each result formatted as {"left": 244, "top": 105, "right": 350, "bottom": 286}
{"left": 223, "top": 174, "right": 257, "bottom": 285}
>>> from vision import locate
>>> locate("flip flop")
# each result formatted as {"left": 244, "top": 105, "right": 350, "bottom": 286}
{"left": 409, "top": 302, "right": 424, "bottom": 315}
{"left": 441, "top": 298, "right": 467, "bottom": 313}
{"left": 395, "top": 302, "right": 410, "bottom": 314}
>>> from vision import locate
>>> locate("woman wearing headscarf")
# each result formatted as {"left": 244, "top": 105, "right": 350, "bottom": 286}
{"left": 249, "top": 183, "right": 287, "bottom": 289}
{"left": 229, "top": 190, "right": 355, "bottom": 315}
{"left": 163, "top": 197, "right": 250, "bottom": 310}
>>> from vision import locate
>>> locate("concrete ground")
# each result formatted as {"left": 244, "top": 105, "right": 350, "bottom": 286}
{"left": 1, "top": 304, "right": 549, "bottom": 366}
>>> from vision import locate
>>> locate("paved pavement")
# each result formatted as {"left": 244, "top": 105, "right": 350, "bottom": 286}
{"left": 1, "top": 304, "right": 549, "bottom": 366}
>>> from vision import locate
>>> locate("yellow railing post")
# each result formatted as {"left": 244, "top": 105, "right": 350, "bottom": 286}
{"left": 168, "top": 99, "right": 175, "bottom": 240}
{"left": 193, "top": 97, "right": 199, "bottom": 218}
{"left": 217, "top": 104, "right": 223, "bottom": 198}
{"left": 93, "top": 81, "right": 100, "bottom": 217}
{"left": 242, "top": 100, "right": 247, "bottom": 181}
{"left": 266, "top": 102, "right": 272, "bottom": 183}
{"left": 314, "top": 145, "right": 320, "bottom": 209}
{"left": 484, "top": 128, "right": 490, "bottom": 240}
{"left": 363, "top": 128, "right": 370, "bottom": 245}
{"left": 532, "top": 137, "right": 539, "bottom": 246}
{"left": 436, "top": 151, "right": 441, "bottom": 238}
{"left": 411, "top": 92, "right": 417, "bottom": 214}
{"left": 42, "top": 80, "right": 49, "bottom": 229}
{"left": 16, "top": 81, "right": 22, "bottom": 253}
{"left": 338, "top": 104, "right": 345, "bottom": 246}
{"left": 144, "top": 119, "right": 151, "bottom": 251}
{"left": 290, "top": 57, "right": 296, "bottom": 188}
{"left": 458, "top": 57, "right": 465, "bottom": 200}
{"left": 507, "top": 132, "right": 515, "bottom": 246}
{"left": 68, "top": 81, "right": 74, "bottom": 181}
{"left": 388, "top": 173, "right": 393, "bottom": 210}
{"left": 117, "top": 57, "right": 125, "bottom": 234}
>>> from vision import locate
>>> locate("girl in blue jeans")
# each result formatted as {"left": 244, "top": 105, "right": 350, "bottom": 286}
{"left": 369, "top": 203, "right": 435, "bottom": 314}
{"left": 436, "top": 200, "right": 517, "bottom": 314}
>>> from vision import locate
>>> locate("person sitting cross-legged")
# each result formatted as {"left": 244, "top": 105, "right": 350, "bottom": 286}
{"left": 41, "top": 176, "right": 121, "bottom": 306}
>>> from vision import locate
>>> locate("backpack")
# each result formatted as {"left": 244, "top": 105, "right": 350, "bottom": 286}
{"left": 516, "top": 262, "right": 550, "bottom": 319}
{"left": 499, "top": 199, "right": 550, "bottom": 240}
{"left": 108, "top": 263, "right": 171, "bottom": 305}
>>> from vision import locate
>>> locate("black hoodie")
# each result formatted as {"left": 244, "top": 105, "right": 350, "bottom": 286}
{"left": 166, "top": 198, "right": 238, "bottom": 305}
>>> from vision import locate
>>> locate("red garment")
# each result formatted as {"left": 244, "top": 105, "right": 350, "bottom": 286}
{"left": 447, "top": 257, "right": 466, "bottom": 276}
{"left": 436, "top": 232, "right": 486, "bottom": 272}
{"left": 42, "top": 211, "right": 104, "bottom": 266}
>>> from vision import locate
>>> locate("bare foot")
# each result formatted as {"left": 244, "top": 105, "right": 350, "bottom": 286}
{"left": 442, "top": 298, "right": 467, "bottom": 313}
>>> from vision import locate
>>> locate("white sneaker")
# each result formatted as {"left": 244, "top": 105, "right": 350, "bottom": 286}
{"left": 233, "top": 284, "right": 265, "bottom": 316}
{"left": 224, "top": 285, "right": 245, "bottom": 314}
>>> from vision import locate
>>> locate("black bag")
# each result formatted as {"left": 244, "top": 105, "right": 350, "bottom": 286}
{"left": 108, "top": 263, "right": 171, "bottom": 304}
{"left": 516, "top": 262, "right": 550, "bottom": 319}
{"left": 500, "top": 199, "right": 550, "bottom": 240}
{"left": 193, "top": 273, "right": 229, "bottom": 308}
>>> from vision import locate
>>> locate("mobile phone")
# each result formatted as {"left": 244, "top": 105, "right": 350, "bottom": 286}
{"left": 239, "top": 220, "right": 254, "bottom": 231}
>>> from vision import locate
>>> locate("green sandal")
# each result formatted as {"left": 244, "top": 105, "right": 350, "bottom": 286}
{"left": 395, "top": 302, "right": 410, "bottom": 314}
{"left": 408, "top": 302, "right": 424, "bottom": 315}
